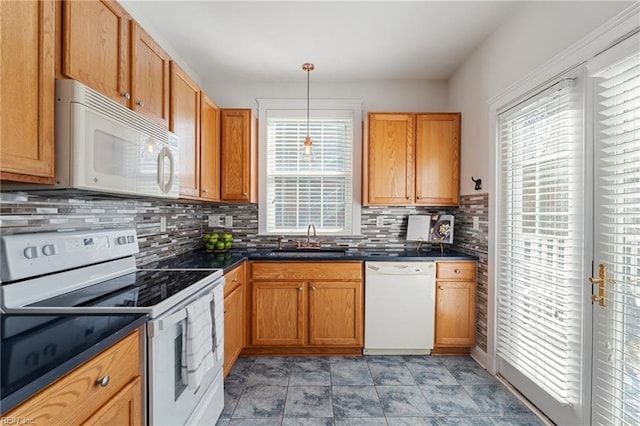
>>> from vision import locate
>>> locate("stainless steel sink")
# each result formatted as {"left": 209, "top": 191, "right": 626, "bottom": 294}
{"left": 268, "top": 248, "right": 347, "bottom": 257}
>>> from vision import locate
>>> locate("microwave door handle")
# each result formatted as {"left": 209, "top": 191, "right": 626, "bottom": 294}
{"left": 156, "top": 147, "right": 164, "bottom": 189}
{"left": 163, "top": 147, "right": 175, "bottom": 194}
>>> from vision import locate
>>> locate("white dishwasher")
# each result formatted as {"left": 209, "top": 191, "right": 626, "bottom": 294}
{"left": 364, "top": 261, "right": 436, "bottom": 355}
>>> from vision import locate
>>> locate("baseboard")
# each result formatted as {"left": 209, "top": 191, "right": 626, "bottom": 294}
{"left": 470, "top": 345, "right": 488, "bottom": 369}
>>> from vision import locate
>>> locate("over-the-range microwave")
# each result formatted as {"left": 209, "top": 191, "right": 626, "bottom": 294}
{"left": 4, "top": 79, "right": 179, "bottom": 198}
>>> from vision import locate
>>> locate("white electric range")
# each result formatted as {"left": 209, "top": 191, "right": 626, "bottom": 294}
{"left": 0, "top": 228, "right": 225, "bottom": 426}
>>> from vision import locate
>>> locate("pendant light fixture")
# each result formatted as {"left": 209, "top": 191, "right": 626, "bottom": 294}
{"left": 301, "top": 62, "right": 315, "bottom": 161}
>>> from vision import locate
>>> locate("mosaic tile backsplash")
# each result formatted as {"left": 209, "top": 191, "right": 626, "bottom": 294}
{"left": 0, "top": 190, "right": 489, "bottom": 352}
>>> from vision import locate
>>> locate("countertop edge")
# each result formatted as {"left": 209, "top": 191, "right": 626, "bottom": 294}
{"left": 1, "top": 314, "right": 148, "bottom": 415}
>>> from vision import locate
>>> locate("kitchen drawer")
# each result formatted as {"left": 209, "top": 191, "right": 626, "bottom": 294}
{"left": 436, "top": 261, "right": 477, "bottom": 280}
{"left": 5, "top": 330, "right": 140, "bottom": 425}
{"left": 251, "top": 261, "right": 362, "bottom": 280}
{"left": 224, "top": 263, "right": 244, "bottom": 297}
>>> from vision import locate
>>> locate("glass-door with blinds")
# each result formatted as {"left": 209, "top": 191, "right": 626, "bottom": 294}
{"left": 496, "top": 69, "right": 589, "bottom": 425}
{"left": 495, "top": 31, "right": 639, "bottom": 426}
{"left": 589, "top": 33, "right": 639, "bottom": 426}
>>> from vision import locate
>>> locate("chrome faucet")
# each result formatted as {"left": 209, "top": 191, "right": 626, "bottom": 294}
{"left": 306, "top": 223, "right": 317, "bottom": 247}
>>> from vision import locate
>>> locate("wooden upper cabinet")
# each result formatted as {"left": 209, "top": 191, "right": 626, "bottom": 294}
{"left": 63, "top": 0, "right": 130, "bottom": 106}
{"left": 170, "top": 62, "right": 201, "bottom": 198}
{"left": 365, "top": 112, "right": 460, "bottom": 206}
{"left": 221, "top": 109, "right": 257, "bottom": 203}
{"left": 366, "top": 113, "right": 415, "bottom": 205}
{"left": 0, "top": 0, "right": 55, "bottom": 183}
{"left": 415, "top": 113, "right": 460, "bottom": 206}
{"left": 200, "top": 94, "right": 221, "bottom": 201}
{"left": 130, "top": 22, "right": 170, "bottom": 126}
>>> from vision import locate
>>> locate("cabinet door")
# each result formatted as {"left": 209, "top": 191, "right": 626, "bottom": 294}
{"left": 63, "top": 0, "right": 130, "bottom": 106}
{"left": 81, "top": 377, "right": 142, "bottom": 426}
{"left": 130, "top": 22, "right": 169, "bottom": 127}
{"left": 435, "top": 281, "right": 476, "bottom": 347}
{"left": 366, "top": 113, "right": 415, "bottom": 205}
{"left": 251, "top": 282, "right": 305, "bottom": 346}
{"left": 415, "top": 113, "right": 460, "bottom": 206}
{"left": 200, "top": 94, "right": 221, "bottom": 201}
{"left": 170, "top": 62, "right": 201, "bottom": 198}
{"left": 0, "top": 0, "right": 55, "bottom": 183}
{"left": 221, "top": 109, "right": 256, "bottom": 202}
{"left": 308, "top": 281, "right": 363, "bottom": 346}
{"left": 224, "top": 284, "right": 244, "bottom": 377}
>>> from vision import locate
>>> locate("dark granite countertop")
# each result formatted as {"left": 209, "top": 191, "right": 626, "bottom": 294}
{"left": 149, "top": 248, "right": 478, "bottom": 273}
{"left": 1, "top": 313, "right": 148, "bottom": 414}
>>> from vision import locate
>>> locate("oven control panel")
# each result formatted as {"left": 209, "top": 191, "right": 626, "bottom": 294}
{"left": 0, "top": 229, "right": 139, "bottom": 283}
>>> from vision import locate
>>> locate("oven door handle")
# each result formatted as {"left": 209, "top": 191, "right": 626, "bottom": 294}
{"left": 147, "top": 292, "right": 214, "bottom": 337}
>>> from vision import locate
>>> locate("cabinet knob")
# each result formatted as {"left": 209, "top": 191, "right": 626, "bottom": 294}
{"left": 439, "top": 286, "right": 444, "bottom": 290}
{"left": 122, "top": 92, "right": 131, "bottom": 100}
{"left": 454, "top": 269, "right": 461, "bottom": 274}
{"left": 96, "top": 375, "right": 110, "bottom": 388}
{"left": 203, "top": 189, "right": 208, "bottom": 194}
{"left": 136, "top": 100, "right": 144, "bottom": 107}
{"left": 406, "top": 196, "right": 410, "bottom": 200}
{"left": 416, "top": 196, "right": 421, "bottom": 200}
{"left": 298, "top": 287, "right": 303, "bottom": 291}
{"left": 311, "top": 286, "right": 316, "bottom": 291}
{"left": 242, "top": 192, "right": 248, "bottom": 197}
{"left": 232, "top": 278, "right": 237, "bottom": 283}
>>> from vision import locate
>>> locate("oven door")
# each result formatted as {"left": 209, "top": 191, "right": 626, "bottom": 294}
{"left": 147, "top": 280, "right": 224, "bottom": 426}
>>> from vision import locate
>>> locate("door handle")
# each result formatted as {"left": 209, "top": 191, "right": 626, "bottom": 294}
{"left": 588, "top": 263, "right": 616, "bottom": 307}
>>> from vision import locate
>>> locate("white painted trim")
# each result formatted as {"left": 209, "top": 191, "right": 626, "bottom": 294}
{"left": 470, "top": 345, "right": 488, "bottom": 369}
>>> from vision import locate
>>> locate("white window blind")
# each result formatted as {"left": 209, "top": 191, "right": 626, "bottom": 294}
{"left": 497, "top": 78, "right": 584, "bottom": 405}
{"left": 591, "top": 38, "right": 640, "bottom": 426}
{"left": 265, "top": 112, "right": 354, "bottom": 234}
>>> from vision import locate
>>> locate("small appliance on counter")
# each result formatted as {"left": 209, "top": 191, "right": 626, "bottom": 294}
{"left": 407, "top": 214, "right": 455, "bottom": 251}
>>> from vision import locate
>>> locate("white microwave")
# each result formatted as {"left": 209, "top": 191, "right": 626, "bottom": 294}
{"left": 6, "top": 79, "right": 179, "bottom": 198}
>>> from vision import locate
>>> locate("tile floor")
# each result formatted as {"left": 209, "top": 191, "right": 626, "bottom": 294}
{"left": 216, "top": 355, "right": 546, "bottom": 426}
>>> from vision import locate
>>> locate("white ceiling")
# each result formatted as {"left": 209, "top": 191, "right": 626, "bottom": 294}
{"left": 122, "top": 1, "right": 521, "bottom": 83}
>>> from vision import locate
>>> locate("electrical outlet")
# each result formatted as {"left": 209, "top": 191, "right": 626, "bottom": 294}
{"left": 224, "top": 215, "right": 233, "bottom": 228}
{"left": 473, "top": 216, "right": 480, "bottom": 230}
{"left": 159, "top": 217, "right": 167, "bottom": 232}
{"left": 208, "top": 215, "right": 223, "bottom": 227}
{"left": 376, "top": 216, "right": 385, "bottom": 227}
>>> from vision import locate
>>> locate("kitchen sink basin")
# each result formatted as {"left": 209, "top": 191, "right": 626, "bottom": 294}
{"left": 268, "top": 248, "right": 347, "bottom": 257}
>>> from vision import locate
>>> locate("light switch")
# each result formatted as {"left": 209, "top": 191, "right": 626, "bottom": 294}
{"left": 224, "top": 216, "right": 233, "bottom": 227}
{"left": 376, "top": 216, "right": 385, "bottom": 227}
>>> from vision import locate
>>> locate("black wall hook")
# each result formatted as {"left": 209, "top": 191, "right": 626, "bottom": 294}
{"left": 471, "top": 176, "right": 482, "bottom": 191}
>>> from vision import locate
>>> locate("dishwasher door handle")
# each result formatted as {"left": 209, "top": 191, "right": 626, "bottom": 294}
{"left": 367, "top": 266, "right": 431, "bottom": 275}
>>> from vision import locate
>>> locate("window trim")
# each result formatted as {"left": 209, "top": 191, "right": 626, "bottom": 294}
{"left": 256, "top": 98, "right": 363, "bottom": 236}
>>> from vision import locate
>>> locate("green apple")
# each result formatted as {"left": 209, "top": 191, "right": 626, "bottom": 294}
{"left": 201, "top": 233, "right": 211, "bottom": 242}
{"left": 224, "top": 241, "right": 232, "bottom": 250}
{"left": 215, "top": 241, "right": 225, "bottom": 250}
{"left": 221, "top": 233, "right": 233, "bottom": 242}
{"left": 204, "top": 241, "right": 216, "bottom": 250}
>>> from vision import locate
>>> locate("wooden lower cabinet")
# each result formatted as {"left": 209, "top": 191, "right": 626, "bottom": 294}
{"left": 434, "top": 261, "right": 477, "bottom": 352}
{"left": 223, "top": 264, "right": 245, "bottom": 377}
{"left": 246, "top": 261, "right": 363, "bottom": 355}
{"left": 4, "top": 329, "right": 142, "bottom": 425}
{"left": 82, "top": 377, "right": 141, "bottom": 425}
{"left": 308, "top": 281, "right": 363, "bottom": 346}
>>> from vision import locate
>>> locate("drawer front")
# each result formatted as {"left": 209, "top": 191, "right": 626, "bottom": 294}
{"left": 5, "top": 330, "right": 140, "bottom": 425}
{"left": 224, "top": 263, "right": 244, "bottom": 297}
{"left": 436, "top": 261, "right": 477, "bottom": 280}
{"left": 251, "top": 261, "right": 363, "bottom": 280}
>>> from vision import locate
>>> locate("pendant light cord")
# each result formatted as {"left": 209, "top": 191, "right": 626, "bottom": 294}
{"left": 306, "top": 67, "right": 310, "bottom": 139}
